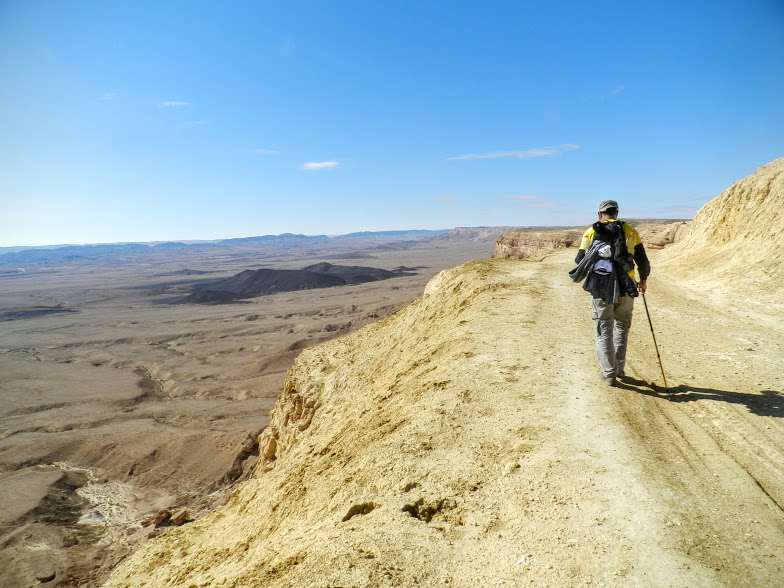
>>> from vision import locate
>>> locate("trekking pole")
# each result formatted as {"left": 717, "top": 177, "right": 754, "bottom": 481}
{"left": 641, "top": 292, "right": 668, "bottom": 390}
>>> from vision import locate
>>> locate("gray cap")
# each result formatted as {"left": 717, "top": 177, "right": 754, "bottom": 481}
{"left": 598, "top": 199, "right": 619, "bottom": 212}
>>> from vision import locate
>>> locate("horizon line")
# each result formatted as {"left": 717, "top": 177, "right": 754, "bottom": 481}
{"left": 0, "top": 217, "right": 694, "bottom": 251}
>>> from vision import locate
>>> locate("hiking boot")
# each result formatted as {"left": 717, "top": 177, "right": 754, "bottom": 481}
{"left": 603, "top": 376, "right": 617, "bottom": 387}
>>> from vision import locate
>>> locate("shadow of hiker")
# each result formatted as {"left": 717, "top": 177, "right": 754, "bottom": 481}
{"left": 615, "top": 376, "right": 784, "bottom": 418}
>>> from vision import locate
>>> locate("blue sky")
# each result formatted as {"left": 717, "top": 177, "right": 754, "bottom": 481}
{"left": 1, "top": 0, "right": 782, "bottom": 246}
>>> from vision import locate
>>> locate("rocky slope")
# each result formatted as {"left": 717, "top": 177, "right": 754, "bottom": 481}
{"left": 661, "top": 157, "right": 784, "bottom": 299}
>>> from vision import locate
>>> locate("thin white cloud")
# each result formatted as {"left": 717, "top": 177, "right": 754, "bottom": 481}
{"left": 301, "top": 161, "right": 339, "bottom": 170}
{"left": 447, "top": 143, "right": 580, "bottom": 161}
{"left": 607, "top": 84, "right": 625, "bottom": 98}
{"left": 253, "top": 148, "right": 280, "bottom": 155}
{"left": 181, "top": 120, "right": 207, "bottom": 129}
{"left": 160, "top": 100, "right": 190, "bottom": 107}
{"left": 101, "top": 92, "right": 116, "bottom": 101}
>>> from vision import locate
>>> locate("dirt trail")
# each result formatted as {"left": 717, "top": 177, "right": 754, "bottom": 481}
{"left": 534, "top": 251, "right": 784, "bottom": 585}
{"left": 106, "top": 252, "right": 783, "bottom": 587}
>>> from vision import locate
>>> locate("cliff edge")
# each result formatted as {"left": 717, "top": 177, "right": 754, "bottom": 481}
{"left": 106, "top": 262, "right": 784, "bottom": 585}
{"left": 106, "top": 160, "right": 784, "bottom": 587}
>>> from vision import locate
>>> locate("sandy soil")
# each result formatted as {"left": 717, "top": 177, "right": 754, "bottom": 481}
{"left": 105, "top": 252, "right": 784, "bottom": 586}
{"left": 0, "top": 238, "right": 491, "bottom": 587}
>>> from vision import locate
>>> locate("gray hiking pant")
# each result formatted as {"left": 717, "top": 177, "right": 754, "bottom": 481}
{"left": 591, "top": 296, "right": 634, "bottom": 379}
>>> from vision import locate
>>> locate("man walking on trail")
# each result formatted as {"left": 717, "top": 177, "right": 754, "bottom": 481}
{"left": 570, "top": 200, "right": 650, "bottom": 387}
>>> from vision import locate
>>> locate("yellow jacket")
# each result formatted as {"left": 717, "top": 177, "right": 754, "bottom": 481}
{"left": 578, "top": 219, "right": 643, "bottom": 281}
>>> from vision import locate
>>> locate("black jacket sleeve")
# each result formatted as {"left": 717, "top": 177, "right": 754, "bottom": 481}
{"left": 575, "top": 249, "right": 585, "bottom": 264}
{"left": 634, "top": 243, "right": 650, "bottom": 280}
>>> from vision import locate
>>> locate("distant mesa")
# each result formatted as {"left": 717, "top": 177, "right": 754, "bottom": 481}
{"left": 152, "top": 241, "right": 190, "bottom": 249}
{"left": 185, "top": 262, "right": 413, "bottom": 304}
{"left": 338, "top": 229, "right": 447, "bottom": 239}
{"left": 186, "top": 270, "right": 344, "bottom": 304}
{"left": 301, "top": 262, "right": 401, "bottom": 284}
{"left": 218, "top": 233, "right": 328, "bottom": 245}
{"left": 438, "top": 226, "right": 518, "bottom": 242}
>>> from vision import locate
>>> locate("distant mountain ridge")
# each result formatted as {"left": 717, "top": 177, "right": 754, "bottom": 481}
{"left": 218, "top": 233, "right": 329, "bottom": 245}
{"left": 0, "top": 230, "right": 450, "bottom": 267}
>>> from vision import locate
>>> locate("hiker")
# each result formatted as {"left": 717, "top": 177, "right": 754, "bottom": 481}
{"left": 569, "top": 200, "right": 650, "bottom": 386}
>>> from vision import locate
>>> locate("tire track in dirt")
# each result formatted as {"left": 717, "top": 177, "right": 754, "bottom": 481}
{"left": 531, "top": 252, "right": 784, "bottom": 585}
{"left": 509, "top": 257, "right": 723, "bottom": 585}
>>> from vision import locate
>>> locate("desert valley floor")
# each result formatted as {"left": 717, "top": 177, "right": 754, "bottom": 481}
{"left": 0, "top": 234, "right": 491, "bottom": 586}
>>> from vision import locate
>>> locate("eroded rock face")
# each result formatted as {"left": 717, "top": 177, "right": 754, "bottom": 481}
{"left": 493, "top": 230, "right": 582, "bottom": 260}
{"left": 494, "top": 220, "right": 691, "bottom": 259}
{"left": 635, "top": 221, "right": 691, "bottom": 249}
{"left": 257, "top": 376, "right": 318, "bottom": 469}
{"left": 661, "top": 157, "right": 784, "bottom": 288}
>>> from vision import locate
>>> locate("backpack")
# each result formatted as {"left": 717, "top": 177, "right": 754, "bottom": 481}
{"left": 589, "top": 221, "right": 638, "bottom": 298}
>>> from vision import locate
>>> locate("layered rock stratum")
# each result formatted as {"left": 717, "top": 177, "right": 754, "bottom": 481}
{"left": 493, "top": 220, "right": 689, "bottom": 261}
{"left": 493, "top": 229, "right": 582, "bottom": 260}
{"left": 106, "top": 160, "right": 784, "bottom": 587}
